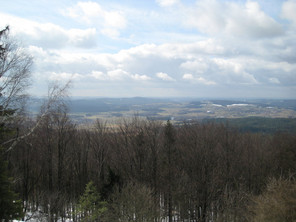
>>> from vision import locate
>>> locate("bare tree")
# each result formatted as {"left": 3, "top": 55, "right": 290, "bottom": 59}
{"left": 89, "top": 119, "right": 110, "bottom": 188}
{"left": 161, "top": 120, "right": 177, "bottom": 222}
{"left": 3, "top": 80, "right": 71, "bottom": 153}
{"left": 0, "top": 26, "right": 32, "bottom": 114}
{"left": 107, "top": 182, "right": 158, "bottom": 222}
{"left": 0, "top": 27, "right": 71, "bottom": 154}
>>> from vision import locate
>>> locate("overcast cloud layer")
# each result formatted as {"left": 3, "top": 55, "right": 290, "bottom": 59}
{"left": 1, "top": 0, "right": 295, "bottom": 98}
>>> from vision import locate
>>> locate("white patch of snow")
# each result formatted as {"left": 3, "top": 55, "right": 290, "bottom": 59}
{"left": 227, "top": 104, "right": 250, "bottom": 108}
{"left": 212, "top": 104, "right": 223, "bottom": 107}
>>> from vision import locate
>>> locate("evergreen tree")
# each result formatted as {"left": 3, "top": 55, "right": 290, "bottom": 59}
{"left": 75, "top": 181, "right": 107, "bottom": 222}
{"left": 0, "top": 146, "right": 24, "bottom": 220}
{"left": 0, "top": 107, "right": 24, "bottom": 220}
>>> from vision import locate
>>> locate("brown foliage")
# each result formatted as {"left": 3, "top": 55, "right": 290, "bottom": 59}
{"left": 250, "top": 177, "right": 296, "bottom": 222}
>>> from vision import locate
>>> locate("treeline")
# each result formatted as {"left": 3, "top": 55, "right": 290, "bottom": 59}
{"left": 207, "top": 117, "right": 296, "bottom": 134}
{"left": 4, "top": 106, "right": 296, "bottom": 221}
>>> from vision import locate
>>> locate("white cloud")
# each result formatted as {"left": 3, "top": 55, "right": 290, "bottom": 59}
{"left": 0, "top": 13, "right": 97, "bottom": 49}
{"left": 101, "top": 28, "right": 120, "bottom": 38}
{"left": 92, "top": 70, "right": 121, "bottom": 80}
{"left": 185, "top": 0, "right": 283, "bottom": 38}
{"left": 131, "top": 74, "right": 151, "bottom": 81}
{"left": 107, "top": 69, "right": 129, "bottom": 80}
{"left": 212, "top": 58, "right": 259, "bottom": 84}
{"left": 183, "top": 73, "right": 194, "bottom": 80}
{"left": 91, "top": 71, "right": 107, "bottom": 80}
{"left": 68, "top": 28, "right": 97, "bottom": 48}
{"left": 156, "top": 72, "right": 175, "bottom": 81}
{"left": 180, "top": 59, "right": 209, "bottom": 73}
{"left": 183, "top": 74, "right": 216, "bottom": 85}
{"left": 196, "top": 77, "right": 216, "bottom": 85}
{"left": 63, "top": 1, "right": 126, "bottom": 38}
{"left": 118, "top": 40, "right": 224, "bottom": 62}
{"left": 257, "top": 60, "right": 296, "bottom": 73}
{"left": 90, "top": 70, "right": 150, "bottom": 82}
{"left": 25, "top": 34, "right": 293, "bottom": 95}
{"left": 156, "top": 0, "right": 179, "bottom": 7}
{"left": 70, "top": 1, "right": 102, "bottom": 21}
{"left": 213, "top": 58, "right": 243, "bottom": 73}
{"left": 28, "top": 38, "right": 286, "bottom": 90}
{"left": 269, "top": 77, "right": 280, "bottom": 84}
{"left": 49, "top": 72, "right": 83, "bottom": 81}
{"left": 27, "top": 46, "right": 48, "bottom": 58}
{"left": 282, "top": 0, "right": 296, "bottom": 24}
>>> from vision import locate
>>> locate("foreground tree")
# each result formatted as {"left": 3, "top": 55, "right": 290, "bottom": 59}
{"left": 0, "top": 26, "right": 32, "bottom": 114}
{"left": 0, "top": 26, "right": 31, "bottom": 221}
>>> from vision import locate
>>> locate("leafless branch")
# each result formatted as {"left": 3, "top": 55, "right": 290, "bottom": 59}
{"left": 3, "top": 80, "right": 71, "bottom": 152}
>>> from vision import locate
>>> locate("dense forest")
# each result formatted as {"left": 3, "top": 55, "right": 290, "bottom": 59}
{"left": 1, "top": 27, "right": 296, "bottom": 222}
{"left": 3, "top": 110, "right": 296, "bottom": 221}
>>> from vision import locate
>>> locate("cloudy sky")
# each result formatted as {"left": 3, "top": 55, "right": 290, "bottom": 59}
{"left": 1, "top": 0, "right": 296, "bottom": 98}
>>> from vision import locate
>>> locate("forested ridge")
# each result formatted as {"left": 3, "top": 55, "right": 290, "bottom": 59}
{"left": 5, "top": 112, "right": 296, "bottom": 221}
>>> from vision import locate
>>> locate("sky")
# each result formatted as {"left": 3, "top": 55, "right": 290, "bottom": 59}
{"left": 1, "top": 0, "right": 296, "bottom": 98}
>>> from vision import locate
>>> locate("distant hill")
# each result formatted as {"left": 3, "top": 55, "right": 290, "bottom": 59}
{"left": 27, "top": 98, "right": 296, "bottom": 128}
